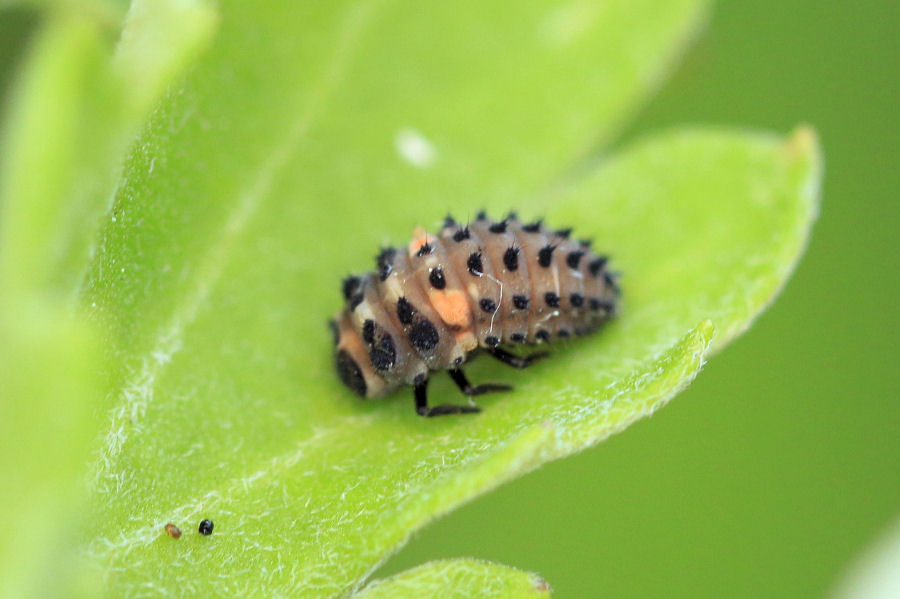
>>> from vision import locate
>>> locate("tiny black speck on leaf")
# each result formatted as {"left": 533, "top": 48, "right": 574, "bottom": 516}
{"left": 198, "top": 519, "right": 214, "bottom": 536}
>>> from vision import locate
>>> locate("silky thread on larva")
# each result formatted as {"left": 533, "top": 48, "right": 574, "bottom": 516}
{"left": 330, "top": 211, "right": 620, "bottom": 417}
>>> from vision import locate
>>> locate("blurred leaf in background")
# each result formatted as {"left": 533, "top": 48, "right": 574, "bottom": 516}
{"left": 0, "top": 0, "right": 215, "bottom": 596}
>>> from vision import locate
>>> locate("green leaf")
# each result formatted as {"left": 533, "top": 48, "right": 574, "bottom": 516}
{"left": 79, "top": 118, "right": 819, "bottom": 596}
{"left": 69, "top": 1, "right": 731, "bottom": 594}
{"left": 0, "top": 2, "right": 213, "bottom": 598}
{"left": 0, "top": 16, "right": 111, "bottom": 599}
{"left": 353, "top": 559, "right": 552, "bottom": 599}
{"left": 0, "top": 1, "right": 215, "bottom": 299}
{"left": 113, "top": 0, "right": 217, "bottom": 120}
{"left": 81, "top": 0, "right": 711, "bottom": 362}
{"left": 0, "top": 0, "right": 825, "bottom": 597}
{"left": 0, "top": 14, "right": 113, "bottom": 297}
{"left": 0, "top": 309, "right": 101, "bottom": 599}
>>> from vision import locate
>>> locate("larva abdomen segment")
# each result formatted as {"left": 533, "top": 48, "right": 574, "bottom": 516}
{"left": 466, "top": 218, "right": 531, "bottom": 343}
{"left": 333, "top": 212, "right": 619, "bottom": 398}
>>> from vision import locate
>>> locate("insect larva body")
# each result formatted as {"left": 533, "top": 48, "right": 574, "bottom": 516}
{"left": 331, "top": 211, "right": 619, "bottom": 416}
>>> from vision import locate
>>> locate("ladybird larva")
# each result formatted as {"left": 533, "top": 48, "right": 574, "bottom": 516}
{"left": 330, "top": 211, "right": 620, "bottom": 416}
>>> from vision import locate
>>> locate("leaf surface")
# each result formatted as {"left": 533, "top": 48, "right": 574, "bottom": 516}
{"left": 81, "top": 122, "right": 819, "bottom": 596}
{"left": 353, "top": 559, "right": 552, "bottom": 599}
{"left": 0, "top": 1, "right": 825, "bottom": 598}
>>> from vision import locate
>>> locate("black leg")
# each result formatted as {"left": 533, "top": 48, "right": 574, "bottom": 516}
{"left": 448, "top": 368, "right": 512, "bottom": 396}
{"left": 487, "top": 347, "right": 549, "bottom": 369}
{"left": 414, "top": 375, "right": 481, "bottom": 417}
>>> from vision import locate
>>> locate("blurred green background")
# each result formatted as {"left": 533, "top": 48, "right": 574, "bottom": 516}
{"left": 382, "top": 0, "right": 900, "bottom": 597}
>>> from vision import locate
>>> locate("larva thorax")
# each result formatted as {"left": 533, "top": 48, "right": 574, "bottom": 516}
{"left": 333, "top": 212, "right": 619, "bottom": 399}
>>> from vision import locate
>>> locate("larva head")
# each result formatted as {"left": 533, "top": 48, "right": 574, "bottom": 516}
{"left": 331, "top": 312, "right": 389, "bottom": 398}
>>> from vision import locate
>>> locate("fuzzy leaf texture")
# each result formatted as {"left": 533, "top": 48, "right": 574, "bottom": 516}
{"left": 355, "top": 559, "right": 551, "bottom": 599}
{"left": 0, "top": 0, "right": 822, "bottom": 597}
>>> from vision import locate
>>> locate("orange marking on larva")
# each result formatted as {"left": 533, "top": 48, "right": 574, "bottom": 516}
{"left": 408, "top": 226, "right": 429, "bottom": 257}
{"left": 429, "top": 288, "right": 472, "bottom": 328}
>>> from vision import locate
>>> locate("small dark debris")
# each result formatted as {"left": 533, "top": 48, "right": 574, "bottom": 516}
{"left": 198, "top": 519, "right": 214, "bottom": 536}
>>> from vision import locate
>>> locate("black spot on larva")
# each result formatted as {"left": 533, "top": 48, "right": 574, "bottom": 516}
{"left": 453, "top": 356, "right": 463, "bottom": 367}
{"left": 604, "top": 271, "right": 621, "bottom": 295}
{"left": 329, "top": 319, "right": 339, "bottom": 344}
{"left": 429, "top": 267, "right": 446, "bottom": 289}
{"left": 579, "top": 238, "right": 593, "bottom": 249}
{"left": 443, "top": 214, "right": 456, "bottom": 227}
{"left": 453, "top": 227, "right": 471, "bottom": 242}
{"left": 522, "top": 220, "right": 543, "bottom": 233}
{"left": 362, "top": 319, "right": 375, "bottom": 345}
{"left": 337, "top": 350, "right": 367, "bottom": 396}
{"left": 510, "top": 333, "right": 526, "bottom": 343}
{"left": 485, "top": 335, "right": 500, "bottom": 348}
{"left": 410, "top": 319, "right": 440, "bottom": 352}
{"left": 536, "top": 329, "right": 550, "bottom": 342}
{"left": 570, "top": 293, "right": 584, "bottom": 307}
{"left": 489, "top": 220, "right": 508, "bottom": 234}
{"left": 349, "top": 293, "right": 364, "bottom": 311}
{"left": 467, "top": 252, "right": 483, "bottom": 275}
{"left": 342, "top": 276, "right": 361, "bottom": 300}
{"left": 558, "top": 329, "right": 571, "bottom": 338}
{"left": 544, "top": 292, "right": 560, "bottom": 307}
{"left": 480, "top": 298, "right": 496, "bottom": 313}
{"left": 503, "top": 246, "right": 519, "bottom": 271}
{"left": 369, "top": 335, "right": 396, "bottom": 371}
{"left": 396, "top": 297, "right": 415, "bottom": 325}
{"left": 198, "top": 519, "right": 214, "bottom": 536}
{"left": 476, "top": 210, "right": 487, "bottom": 220}
{"left": 416, "top": 242, "right": 433, "bottom": 257}
{"left": 566, "top": 251, "right": 585, "bottom": 269}
{"left": 377, "top": 248, "right": 396, "bottom": 280}
{"left": 512, "top": 295, "right": 529, "bottom": 310}
{"left": 589, "top": 257, "right": 608, "bottom": 277}
{"left": 555, "top": 228, "right": 573, "bottom": 238}
{"left": 538, "top": 245, "right": 556, "bottom": 267}
{"left": 589, "top": 298, "right": 614, "bottom": 313}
